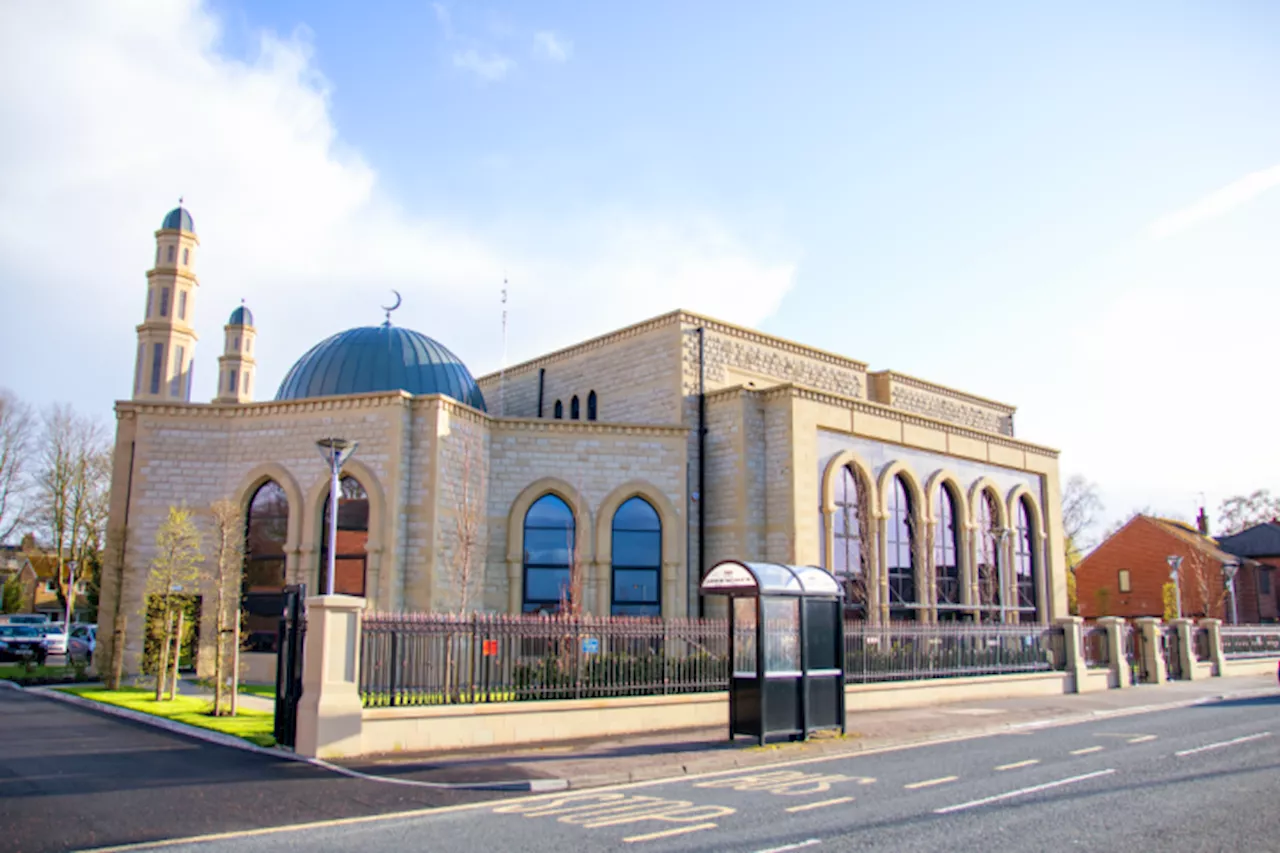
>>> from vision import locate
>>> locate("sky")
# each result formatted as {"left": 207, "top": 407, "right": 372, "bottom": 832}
{"left": 1, "top": 0, "right": 1277, "bottom": 544}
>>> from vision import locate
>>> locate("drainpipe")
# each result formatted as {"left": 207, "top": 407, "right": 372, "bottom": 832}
{"left": 536, "top": 368, "right": 545, "bottom": 418}
{"left": 697, "top": 326, "right": 706, "bottom": 617}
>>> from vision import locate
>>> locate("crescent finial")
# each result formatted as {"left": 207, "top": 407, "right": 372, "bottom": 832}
{"left": 381, "top": 289, "right": 402, "bottom": 326}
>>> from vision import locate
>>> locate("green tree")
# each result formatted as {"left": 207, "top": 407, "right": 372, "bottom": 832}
{"left": 144, "top": 505, "right": 203, "bottom": 701}
{"left": 2, "top": 576, "right": 22, "bottom": 613}
{"left": 207, "top": 498, "right": 244, "bottom": 717}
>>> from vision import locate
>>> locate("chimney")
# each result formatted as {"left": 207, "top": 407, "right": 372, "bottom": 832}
{"left": 1196, "top": 507, "right": 1209, "bottom": 536}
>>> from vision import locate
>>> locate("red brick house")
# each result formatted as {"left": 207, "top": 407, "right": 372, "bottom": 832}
{"left": 1215, "top": 522, "right": 1280, "bottom": 623}
{"left": 1076, "top": 515, "right": 1252, "bottom": 622}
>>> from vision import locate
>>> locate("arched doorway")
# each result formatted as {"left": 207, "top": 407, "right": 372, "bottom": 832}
{"left": 243, "top": 480, "right": 289, "bottom": 651}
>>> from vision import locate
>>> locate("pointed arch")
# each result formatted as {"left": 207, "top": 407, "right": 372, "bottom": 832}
{"left": 926, "top": 470, "right": 966, "bottom": 619}
{"left": 235, "top": 462, "right": 304, "bottom": 555}
{"left": 595, "top": 481, "right": 682, "bottom": 617}
{"left": 304, "top": 457, "right": 386, "bottom": 598}
{"left": 879, "top": 463, "right": 923, "bottom": 622}
{"left": 587, "top": 391, "right": 598, "bottom": 421}
{"left": 876, "top": 461, "right": 923, "bottom": 518}
{"left": 505, "top": 477, "right": 593, "bottom": 613}
{"left": 570, "top": 395, "right": 580, "bottom": 420}
{"left": 1008, "top": 485, "right": 1046, "bottom": 622}
{"left": 820, "top": 451, "right": 879, "bottom": 619}
{"left": 968, "top": 477, "right": 1007, "bottom": 529}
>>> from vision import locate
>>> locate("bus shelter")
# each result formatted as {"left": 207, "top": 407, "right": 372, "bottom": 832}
{"left": 700, "top": 560, "right": 845, "bottom": 745}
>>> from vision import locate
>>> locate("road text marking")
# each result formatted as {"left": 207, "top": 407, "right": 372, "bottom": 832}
{"left": 624, "top": 823, "right": 718, "bottom": 843}
{"left": 1175, "top": 732, "right": 1271, "bottom": 757}
{"left": 785, "top": 797, "right": 854, "bottom": 813}
{"left": 696, "top": 769, "right": 860, "bottom": 796}
{"left": 934, "top": 769, "right": 1115, "bottom": 814}
{"left": 995, "top": 759, "right": 1039, "bottom": 771}
{"left": 1070, "top": 746, "right": 1104, "bottom": 755}
{"left": 494, "top": 792, "right": 734, "bottom": 830}
{"left": 904, "top": 775, "right": 958, "bottom": 789}
{"left": 754, "top": 840, "right": 822, "bottom": 853}
{"left": 1127, "top": 735, "right": 1157, "bottom": 744}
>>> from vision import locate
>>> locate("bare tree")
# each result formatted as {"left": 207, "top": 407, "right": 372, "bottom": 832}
{"left": 1061, "top": 475, "right": 1103, "bottom": 566}
{"left": 1179, "top": 546, "right": 1228, "bottom": 620}
{"left": 0, "top": 389, "right": 34, "bottom": 544}
{"left": 145, "top": 506, "right": 203, "bottom": 701}
{"left": 208, "top": 499, "right": 245, "bottom": 716}
{"left": 448, "top": 428, "right": 484, "bottom": 615}
{"left": 1217, "top": 489, "right": 1280, "bottom": 536}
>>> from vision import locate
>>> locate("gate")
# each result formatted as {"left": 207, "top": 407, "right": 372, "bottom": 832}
{"left": 1160, "top": 624, "right": 1182, "bottom": 681}
{"left": 273, "top": 584, "right": 306, "bottom": 749}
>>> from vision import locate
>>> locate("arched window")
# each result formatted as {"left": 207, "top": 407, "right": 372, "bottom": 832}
{"left": 887, "top": 475, "right": 916, "bottom": 621}
{"left": 522, "top": 494, "right": 575, "bottom": 613}
{"left": 319, "top": 475, "right": 369, "bottom": 596}
{"left": 976, "top": 490, "right": 1003, "bottom": 621}
{"left": 166, "top": 245, "right": 175, "bottom": 263}
{"left": 935, "top": 485, "right": 960, "bottom": 619}
{"left": 182, "top": 247, "right": 189, "bottom": 266}
{"left": 1015, "top": 498, "right": 1037, "bottom": 619}
{"left": 553, "top": 400, "right": 563, "bottom": 419}
{"left": 159, "top": 287, "right": 170, "bottom": 317}
{"left": 570, "top": 395, "right": 580, "bottom": 420}
{"left": 243, "top": 481, "right": 289, "bottom": 651}
{"left": 830, "top": 465, "right": 868, "bottom": 618}
{"left": 587, "top": 391, "right": 597, "bottom": 421}
{"left": 178, "top": 290, "right": 187, "bottom": 320}
{"left": 611, "top": 497, "right": 661, "bottom": 616}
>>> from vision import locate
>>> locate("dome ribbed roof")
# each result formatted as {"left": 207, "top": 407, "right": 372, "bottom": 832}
{"left": 228, "top": 305, "right": 254, "bottom": 326}
{"left": 162, "top": 206, "right": 195, "bottom": 233}
{"left": 275, "top": 325, "right": 486, "bottom": 410}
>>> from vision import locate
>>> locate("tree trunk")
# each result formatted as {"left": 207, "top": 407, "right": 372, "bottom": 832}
{"left": 155, "top": 610, "right": 172, "bottom": 701}
{"left": 110, "top": 616, "right": 126, "bottom": 690}
{"left": 168, "top": 609, "right": 183, "bottom": 700}
{"left": 230, "top": 611, "right": 240, "bottom": 716}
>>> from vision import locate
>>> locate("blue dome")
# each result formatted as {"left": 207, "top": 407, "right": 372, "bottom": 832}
{"left": 275, "top": 325, "right": 487, "bottom": 410}
{"left": 162, "top": 206, "right": 195, "bottom": 233}
{"left": 228, "top": 305, "right": 254, "bottom": 326}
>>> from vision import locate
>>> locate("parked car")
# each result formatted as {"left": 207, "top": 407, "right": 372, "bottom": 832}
{"left": 68, "top": 624, "right": 96, "bottom": 664}
{"left": 40, "top": 624, "right": 68, "bottom": 656}
{"left": 0, "top": 625, "right": 49, "bottom": 665}
{"left": 0, "top": 614, "right": 50, "bottom": 627}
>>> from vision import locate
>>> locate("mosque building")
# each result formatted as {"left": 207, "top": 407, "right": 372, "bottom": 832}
{"left": 98, "top": 206, "right": 1069, "bottom": 674}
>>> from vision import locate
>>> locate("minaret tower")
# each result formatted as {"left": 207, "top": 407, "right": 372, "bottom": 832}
{"left": 215, "top": 302, "right": 257, "bottom": 404}
{"left": 133, "top": 203, "right": 199, "bottom": 402}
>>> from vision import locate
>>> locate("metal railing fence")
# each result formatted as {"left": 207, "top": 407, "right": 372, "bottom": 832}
{"left": 1083, "top": 625, "right": 1110, "bottom": 669}
{"left": 843, "top": 621, "right": 1064, "bottom": 683}
{"left": 1193, "top": 628, "right": 1213, "bottom": 662}
{"left": 1220, "top": 625, "right": 1280, "bottom": 659}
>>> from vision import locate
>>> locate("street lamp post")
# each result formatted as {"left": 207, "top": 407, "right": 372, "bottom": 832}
{"left": 316, "top": 438, "right": 358, "bottom": 596}
{"left": 1166, "top": 555, "right": 1183, "bottom": 620}
{"left": 1223, "top": 562, "right": 1239, "bottom": 625}
{"left": 63, "top": 560, "right": 77, "bottom": 632}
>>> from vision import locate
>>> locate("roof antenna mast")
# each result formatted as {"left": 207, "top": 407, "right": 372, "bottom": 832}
{"left": 499, "top": 281, "right": 508, "bottom": 418}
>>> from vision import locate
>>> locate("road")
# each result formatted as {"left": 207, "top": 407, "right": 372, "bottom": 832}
{"left": 76, "top": 691, "right": 1280, "bottom": 853}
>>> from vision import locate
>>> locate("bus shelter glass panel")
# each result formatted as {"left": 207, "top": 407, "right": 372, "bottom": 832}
{"left": 733, "top": 598, "right": 757, "bottom": 677}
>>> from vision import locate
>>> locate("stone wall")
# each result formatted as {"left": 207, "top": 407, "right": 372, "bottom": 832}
{"left": 869, "top": 371, "right": 1015, "bottom": 437}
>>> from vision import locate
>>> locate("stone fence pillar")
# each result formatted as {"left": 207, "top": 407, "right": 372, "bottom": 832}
{"left": 295, "top": 594, "right": 366, "bottom": 759}
{"left": 1170, "top": 618, "right": 1201, "bottom": 680}
{"left": 1096, "top": 616, "right": 1130, "bottom": 689}
{"left": 1056, "top": 616, "right": 1086, "bottom": 693}
{"left": 1134, "top": 617, "right": 1166, "bottom": 684}
{"left": 1200, "top": 618, "right": 1225, "bottom": 677}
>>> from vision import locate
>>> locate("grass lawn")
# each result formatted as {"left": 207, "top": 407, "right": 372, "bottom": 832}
{"left": 0, "top": 663, "right": 93, "bottom": 686}
{"left": 60, "top": 686, "right": 276, "bottom": 748}
{"left": 190, "top": 678, "right": 276, "bottom": 700}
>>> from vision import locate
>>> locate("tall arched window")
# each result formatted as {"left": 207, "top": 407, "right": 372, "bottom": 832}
{"left": 553, "top": 400, "right": 563, "bottom": 419}
{"left": 523, "top": 494, "right": 575, "bottom": 613}
{"left": 570, "top": 395, "right": 580, "bottom": 420}
{"left": 935, "top": 485, "right": 960, "bottom": 619}
{"left": 182, "top": 247, "right": 189, "bottom": 265}
{"left": 831, "top": 466, "right": 868, "bottom": 618}
{"left": 1015, "top": 498, "right": 1037, "bottom": 619}
{"left": 611, "top": 497, "right": 661, "bottom": 616}
{"left": 887, "top": 475, "right": 916, "bottom": 621}
{"left": 976, "top": 490, "right": 1002, "bottom": 621}
{"left": 587, "top": 391, "right": 597, "bottom": 421}
{"left": 319, "top": 475, "right": 369, "bottom": 596}
{"left": 243, "top": 481, "right": 289, "bottom": 651}
{"left": 166, "top": 245, "right": 175, "bottom": 263}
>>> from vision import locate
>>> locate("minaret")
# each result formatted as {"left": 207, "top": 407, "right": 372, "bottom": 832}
{"left": 132, "top": 203, "right": 199, "bottom": 402}
{"left": 215, "top": 302, "right": 257, "bottom": 404}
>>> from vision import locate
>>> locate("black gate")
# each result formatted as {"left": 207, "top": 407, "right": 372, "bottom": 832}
{"left": 1160, "top": 624, "right": 1182, "bottom": 681}
{"left": 273, "top": 584, "right": 306, "bottom": 749}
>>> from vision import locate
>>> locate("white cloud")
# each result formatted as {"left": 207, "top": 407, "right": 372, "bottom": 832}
{"left": 0, "top": 1, "right": 795, "bottom": 419}
{"left": 1147, "top": 162, "right": 1280, "bottom": 239}
{"left": 451, "top": 48, "right": 514, "bottom": 81}
{"left": 533, "top": 30, "right": 571, "bottom": 63}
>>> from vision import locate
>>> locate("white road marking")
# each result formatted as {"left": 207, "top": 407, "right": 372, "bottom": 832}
{"left": 1175, "top": 732, "right": 1271, "bottom": 757}
{"left": 753, "top": 840, "right": 822, "bottom": 852}
{"left": 994, "top": 759, "right": 1039, "bottom": 771}
{"left": 904, "top": 775, "right": 958, "bottom": 789}
{"left": 785, "top": 797, "right": 854, "bottom": 812}
{"left": 934, "top": 769, "right": 1116, "bottom": 814}
{"left": 623, "top": 823, "right": 718, "bottom": 843}
{"left": 1069, "top": 746, "right": 1104, "bottom": 755}
{"left": 1127, "top": 735, "right": 1157, "bottom": 744}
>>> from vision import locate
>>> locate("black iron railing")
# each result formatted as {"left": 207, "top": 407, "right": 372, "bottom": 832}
{"left": 1220, "top": 626, "right": 1280, "bottom": 659}
{"left": 1083, "top": 625, "right": 1110, "bottom": 669}
{"left": 843, "top": 621, "right": 1064, "bottom": 683}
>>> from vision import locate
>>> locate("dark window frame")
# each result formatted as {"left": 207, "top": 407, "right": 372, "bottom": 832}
{"left": 610, "top": 496, "right": 661, "bottom": 617}
{"left": 553, "top": 400, "right": 563, "bottom": 419}
{"left": 522, "top": 493, "right": 575, "bottom": 614}
{"left": 587, "top": 391, "right": 597, "bottom": 421}
{"left": 570, "top": 395, "right": 580, "bottom": 420}
{"left": 886, "top": 475, "right": 916, "bottom": 620}
{"left": 935, "top": 483, "right": 961, "bottom": 615}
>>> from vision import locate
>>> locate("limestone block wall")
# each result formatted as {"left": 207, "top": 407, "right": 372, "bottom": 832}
{"left": 868, "top": 371, "right": 1015, "bottom": 438}
{"left": 423, "top": 402, "right": 491, "bottom": 613}
{"left": 476, "top": 317, "right": 683, "bottom": 425}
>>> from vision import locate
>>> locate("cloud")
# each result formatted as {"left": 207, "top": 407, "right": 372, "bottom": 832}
{"left": 533, "top": 30, "right": 571, "bottom": 63}
{"left": 0, "top": 1, "right": 795, "bottom": 419}
{"left": 1147, "top": 162, "right": 1280, "bottom": 239}
{"left": 451, "top": 48, "right": 514, "bottom": 81}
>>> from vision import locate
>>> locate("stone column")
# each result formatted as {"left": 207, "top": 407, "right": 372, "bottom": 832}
{"left": 1170, "top": 618, "right": 1200, "bottom": 680}
{"left": 1200, "top": 618, "right": 1225, "bottom": 677}
{"left": 1096, "top": 616, "right": 1129, "bottom": 689}
{"left": 295, "top": 595, "right": 366, "bottom": 759}
{"left": 662, "top": 561, "right": 680, "bottom": 619}
{"left": 1057, "top": 616, "right": 1087, "bottom": 693}
{"left": 1135, "top": 617, "right": 1166, "bottom": 684}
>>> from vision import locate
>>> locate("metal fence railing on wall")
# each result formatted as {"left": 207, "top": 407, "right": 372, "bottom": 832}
{"left": 359, "top": 612, "right": 730, "bottom": 708}
{"left": 843, "top": 621, "right": 1065, "bottom": 683}
{"left": 1082, "top": 625, "right": 1110, "bottom": 669}
{"left": 1220, "top": 626, "right": 1280, "bottom": 659}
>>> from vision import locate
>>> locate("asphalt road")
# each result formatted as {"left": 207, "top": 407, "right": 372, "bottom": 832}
{"left": 83, "top": 690, "right": 1280, "bottom": 853}
{"left": 0, "top": 689, "right": 512, "bottom": 853}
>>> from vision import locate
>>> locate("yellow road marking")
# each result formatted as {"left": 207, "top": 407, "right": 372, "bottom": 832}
{"left": 1070, "top": 746, "right": 1104, "bottom": 755}
{"left": 1127, "top": 735, "right": 1157, "bottom": 743}
{"left": 623, "top": 823, "right": 718, "bottom": 843}
{"left": 995, "top": 759, "right": 1039, "bottom": 771}
{"left": 904, "top": 775, "right": 958, "bottom": 789}
{"left": 785, "top": 796, "right": 854, "bottom": 812}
